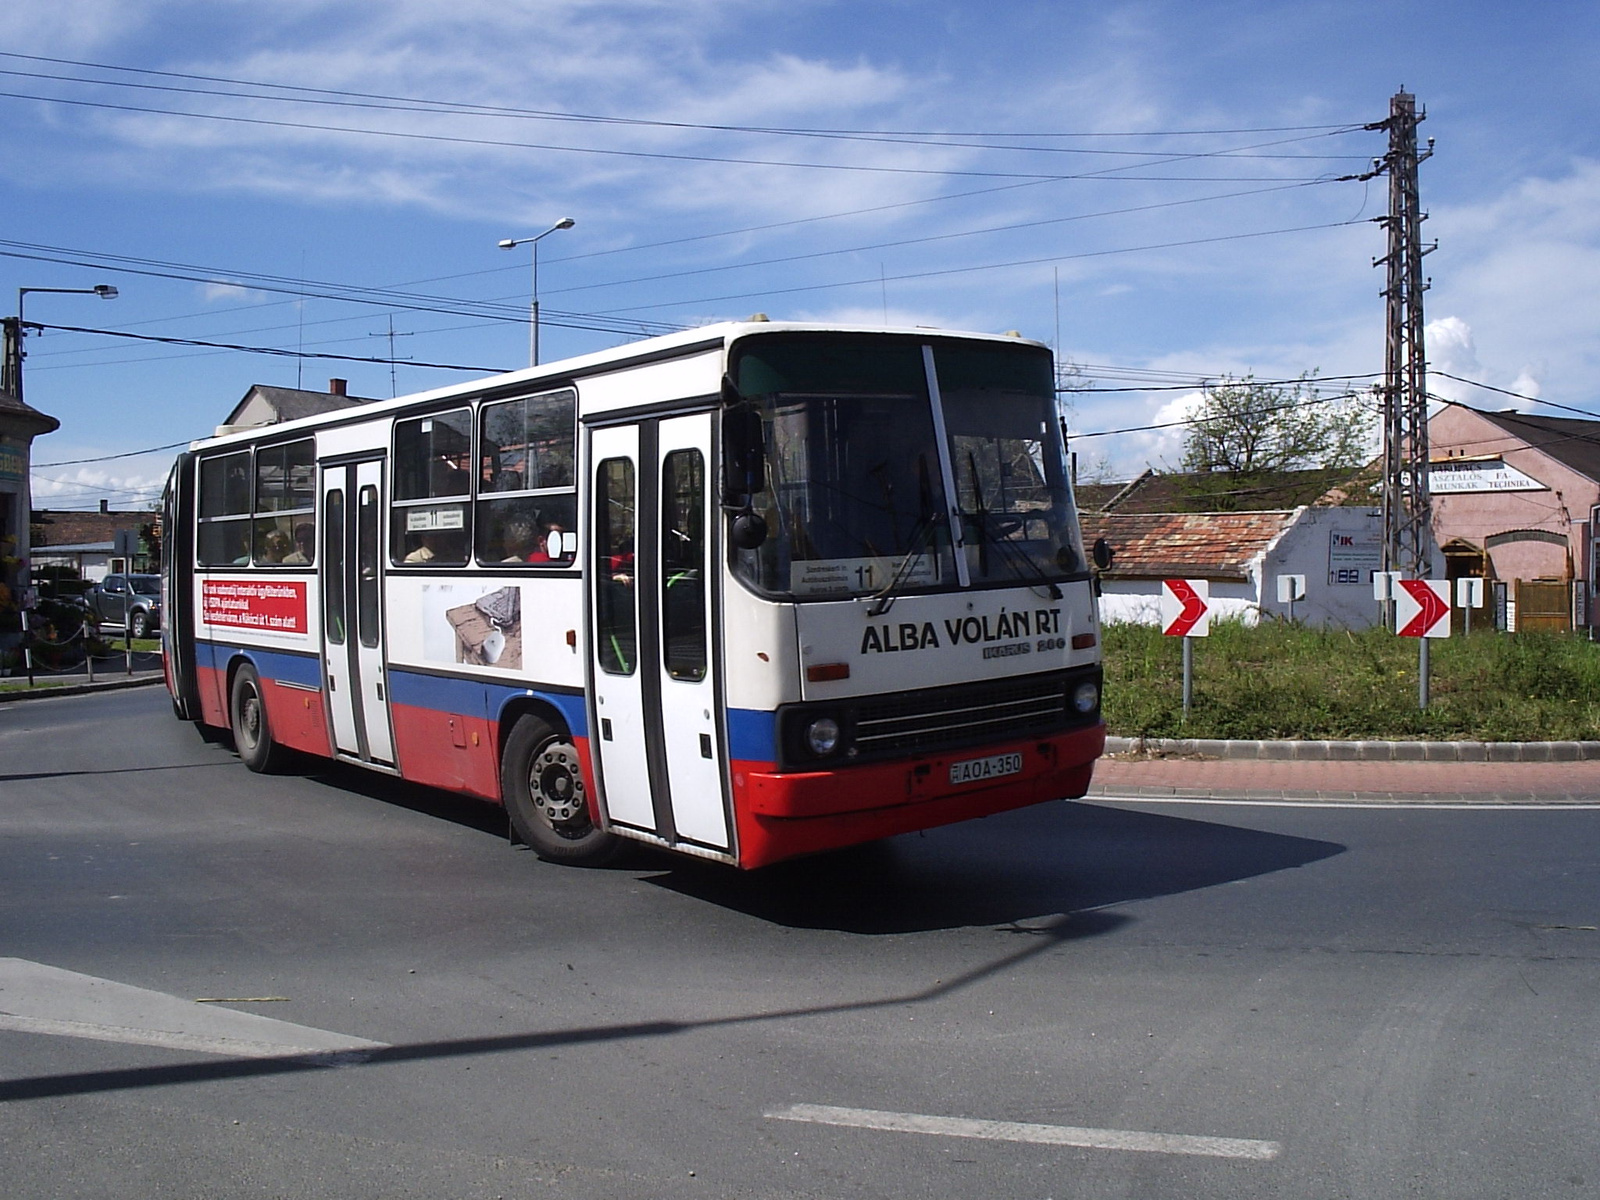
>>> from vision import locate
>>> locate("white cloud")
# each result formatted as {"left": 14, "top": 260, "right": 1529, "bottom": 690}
{"left": 201, "top": 282, "right": 267, "bottom": 304}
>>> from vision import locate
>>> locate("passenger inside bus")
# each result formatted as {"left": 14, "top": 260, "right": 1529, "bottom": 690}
{"left": 526, "top": 521, "right": 568, "bottom": 564}
{"left": 282, "top": 523, "right": 315, "bottom": 565}
{"left": 500, "top": 517, "right": 538, "bottom": 562}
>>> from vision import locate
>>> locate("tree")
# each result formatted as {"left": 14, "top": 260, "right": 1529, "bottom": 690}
{"left": 1177, "top": 373, "right": 1375, "bottom": 508}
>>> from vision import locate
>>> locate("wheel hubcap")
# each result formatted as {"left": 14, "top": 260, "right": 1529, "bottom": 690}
{"left": 241, "top": 688, "right": 261, "bottom": 746}
{"left": 529, "top": 741, "right": 588, "bottom": 834}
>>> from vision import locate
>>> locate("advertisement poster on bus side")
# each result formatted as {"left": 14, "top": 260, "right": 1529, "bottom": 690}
{"left": 420, "top": 582, "right": 523, "bottom": 670}
{"left": 201, "top": 579, "right": 309, "bottom": 633}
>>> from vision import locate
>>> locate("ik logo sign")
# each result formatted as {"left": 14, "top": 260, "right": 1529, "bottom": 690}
{"left": 1395, "top": 579, "right": 1451, "bottom": 638}
{"left": 1161, "top": 579, "right": 1211, "bottom": 637}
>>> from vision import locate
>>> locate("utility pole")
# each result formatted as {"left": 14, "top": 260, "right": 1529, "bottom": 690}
{"left": 368, "top": 314, "right": 413, "bottom": 398}
{"left": 1, "top": 317, "right": 20, "bottom": 400}
{"left": 1373, "top": 90, "right": 1437, "bottom": 588}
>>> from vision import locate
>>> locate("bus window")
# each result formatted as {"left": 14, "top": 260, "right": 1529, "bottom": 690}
{"left": 253, "top": 440, "right": 316, "bottom": 565}
{"left": 476, "top": 391, "right": 577, "bottom": 566}
{"left": 358, "top": 485, "right": 381, "bottom": 648}
{"left": 661, "top": 449, "right": 705, "bottom": 681}
{"left": 392, "top": 410, "right": 471, "bottom": 565}
{"left": 197, "top": 450, "right": 252, "bottom": 565}
{"left": 595, "top": 457, "right": 636, "bottom": 675}
{"left": 324, "top": 489, "right": 346, "bottom": 644}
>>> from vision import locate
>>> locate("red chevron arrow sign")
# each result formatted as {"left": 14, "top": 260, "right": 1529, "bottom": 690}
{"left": 1395, "top": 579, "right": 1451, "bottom": 638}
{"left": 1161, "top": 578, "right": 1211, "bottom": 637}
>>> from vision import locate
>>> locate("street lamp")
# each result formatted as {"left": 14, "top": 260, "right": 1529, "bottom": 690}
{"left": 498, "top": 218, "right": 574, "bottom": 367}
{"left": 4, "top": 284, "right": 119, "bottom": 403}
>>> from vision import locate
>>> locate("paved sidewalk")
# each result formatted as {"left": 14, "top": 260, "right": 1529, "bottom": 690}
{"left": 1090, "top": 752, "right": 1600, "bottom": 805}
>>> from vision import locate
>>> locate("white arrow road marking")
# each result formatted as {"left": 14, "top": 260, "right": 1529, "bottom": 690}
{"left": 0, "top": 959, "right": 387, "bottom": 1060}
{"left": 766, "top": 1103, "right": 1281, "bottom": 1161}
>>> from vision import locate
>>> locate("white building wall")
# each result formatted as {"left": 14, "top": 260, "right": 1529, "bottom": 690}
{"left": 1099, "top": 507, "right": 1428, "bottom": 630}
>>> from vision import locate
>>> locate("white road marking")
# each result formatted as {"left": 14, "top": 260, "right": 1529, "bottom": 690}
{"left": 766, "top": 1103, "right": 1281, "bottom": 1161}
{"left": 1094, "top": 796, "right": 1600, "bottom": 811}
{"left": 0, "top": 959, "right": 386, "bottom": 1060}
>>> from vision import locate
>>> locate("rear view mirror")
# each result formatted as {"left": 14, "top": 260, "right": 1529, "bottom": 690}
{"left": 730, "top": 511, "right": 768, "bottom": 550}
{"left": 1092, "top": 537, "right": 1114, "bottom": 571}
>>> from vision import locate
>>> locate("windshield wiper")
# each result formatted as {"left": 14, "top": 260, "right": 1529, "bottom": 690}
{"left": 866, "top": 510, "right": 945, "bottom": 617}
{"left": 964, "top": 451, "right": 1062, "bottom": 601}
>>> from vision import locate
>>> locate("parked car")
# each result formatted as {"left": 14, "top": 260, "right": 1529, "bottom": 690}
{"left": 86, "top": 573, "right": 162, "bottom": 638}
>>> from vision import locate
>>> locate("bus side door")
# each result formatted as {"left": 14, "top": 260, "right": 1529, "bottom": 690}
{"left": 321, "top": 459, "right": 395, "bottom": 765}
{"left": 587, "top": 414, "right": 730, "bottom": 854}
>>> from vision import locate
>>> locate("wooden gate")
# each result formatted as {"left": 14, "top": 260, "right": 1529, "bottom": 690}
{"left": 1515, "top": 580, "right": 1571, "bottom": 633}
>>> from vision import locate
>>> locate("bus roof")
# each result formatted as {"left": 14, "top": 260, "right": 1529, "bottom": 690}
{"left": 191, "top": 320, "right": 1050, "bottom": 451}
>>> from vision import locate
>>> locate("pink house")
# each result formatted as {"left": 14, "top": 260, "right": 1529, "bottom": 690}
{"left": 1428, "top": 404, "right": 1598, "bottom": 632}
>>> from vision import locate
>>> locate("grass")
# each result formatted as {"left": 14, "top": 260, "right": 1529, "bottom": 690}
{"left": 1103, "top": 620, "right": 1600, "bottom": 742}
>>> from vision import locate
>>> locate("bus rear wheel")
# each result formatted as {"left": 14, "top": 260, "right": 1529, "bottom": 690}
{"left": 230, "top": 664, "right": 290, "bottom": 773}
{"left": 502, "top": 715, "right": 619, "bottom": 865}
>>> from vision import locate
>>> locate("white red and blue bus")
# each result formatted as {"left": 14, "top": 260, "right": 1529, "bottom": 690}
{"left": 163, "top": 321, "right": 1106, "bottom": 868}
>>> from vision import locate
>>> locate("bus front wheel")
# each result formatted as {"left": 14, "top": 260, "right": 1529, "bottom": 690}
{"left": 230, "top": 664, "right": 290, "bottom": 773}
{"left": 502, "top": 715, "right": 619, "bottom": 865}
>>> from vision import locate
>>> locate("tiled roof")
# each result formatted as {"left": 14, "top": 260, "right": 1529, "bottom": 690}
{"left": 30, "top": 510, "right": 151, "bottom": 547}
{"left": 1075, "top": 467, "right": 1367, "bottom": 513}
{"left": 1080, "top": 509, "right": 1298, "bottom": 580}
{"left": 1461, "top": 406, "right": 1600, "bottom": 483}
{"left": 225, "top": 384, "right": 367, "bottom": 427}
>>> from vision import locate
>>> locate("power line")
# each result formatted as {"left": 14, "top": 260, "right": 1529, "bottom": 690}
{"left": 0, "top": 51, "right": 1367, "bottom": 143}
{"left": 1431, "top": 371, "right": 1600, "bottom": 421}
{"left": 1071, "top": 371, "right": 1378, "bottom": 393}
{"left": 544, "top": 180, "right": 1335, "bottom": 299}
{"left": 0, "top": 64, "right": 1375, "bottom": 162}
{"left": 593, "top": 219, "right": 1372, "bottom": 314}
{"left": 0, "top": 88, "right": 1346, "bottom": 184}
{"left": 34, "top": 324, "right": 505, "bottom": 372}
{"left": 0, "top": 240, "right": 684, "bottom": 339}
{"left": 1066, "top": 388, "right": 1368, "bottom": 440}
{"left": 34, "top": 441, "right": 193, "bottom": 468}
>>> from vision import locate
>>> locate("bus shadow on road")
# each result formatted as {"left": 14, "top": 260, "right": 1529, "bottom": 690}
{"left": 643, "top": 799, "right": 1344, "bottom": 934}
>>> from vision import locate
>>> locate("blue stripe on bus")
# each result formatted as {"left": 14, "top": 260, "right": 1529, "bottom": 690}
{"left": 727, "top": 707, "right": 776, "bottom": 762}
{"left": 387, "top": 669, "right": 589, "bottom": 739}
{"left": 196, "top": 641, "right": 322, "bottom": 689}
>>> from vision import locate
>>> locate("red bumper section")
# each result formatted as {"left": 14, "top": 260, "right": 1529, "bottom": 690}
{"left": 730, "top": 722, "right": 1105, "bottom": 869}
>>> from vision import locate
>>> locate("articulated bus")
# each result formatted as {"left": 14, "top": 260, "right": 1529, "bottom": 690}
{"left": 163, "top": 322, "right": 1106, "bottom": 869}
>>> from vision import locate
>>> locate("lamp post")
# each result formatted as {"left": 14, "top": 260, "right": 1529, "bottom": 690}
{"left": 6, "top": 284, "right": 119, "bottom": 403}
{"left": 498, "top": 218, "right": 574, "bottom": 367}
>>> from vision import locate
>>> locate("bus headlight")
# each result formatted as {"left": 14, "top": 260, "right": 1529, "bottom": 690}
{"left": 1071, "top": 681, "right": 1100, "bottom": 714}
{"left": 805, "top": 716, "right": 842, "bottom": 756}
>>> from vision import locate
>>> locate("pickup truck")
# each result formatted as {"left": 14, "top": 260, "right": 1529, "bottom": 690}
{"left": 86, "top": 573, "right": 163, "bottom": 639}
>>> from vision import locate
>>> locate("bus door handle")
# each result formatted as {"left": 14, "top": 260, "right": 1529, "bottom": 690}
{"left": 376, "top": 681, "right": 385, "bottom": 702}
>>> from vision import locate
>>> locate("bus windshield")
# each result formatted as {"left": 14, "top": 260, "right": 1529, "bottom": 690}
{"left": 731, "top": 335, "right": 1084, "bottom": 600}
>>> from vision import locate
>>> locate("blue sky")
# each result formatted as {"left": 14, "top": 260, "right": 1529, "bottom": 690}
{"left": 6, "top": 0, "right": 1598, "bottom": 510}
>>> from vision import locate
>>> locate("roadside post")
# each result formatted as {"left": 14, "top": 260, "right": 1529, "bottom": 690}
{"left": 1161, "top": 578, "right": 1212, "bottom": 721}
{"left": 1373, "top": 570, "right": 1404, "bottom": 625}
{"left": 1395, "top": 578, "right": 1451, "bottom": 708}
{"left": 1456, "top": 576, "right": 1485, "bottom": 636}
{"left": 21, "top": 607, "right": 34, "bottom": 687}
{"left": 1277, "top": 573, "right": 1307, "bottom": 623}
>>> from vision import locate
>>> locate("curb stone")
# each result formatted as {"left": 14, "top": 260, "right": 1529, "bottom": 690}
{"left": 1104, "top": 735, "right": 1600, "bottom": 763}
{"left": 0, "top": 673, "right": 165, "bottom": 704}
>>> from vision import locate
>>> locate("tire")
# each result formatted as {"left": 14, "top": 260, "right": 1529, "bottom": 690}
{"left": 230, "top": 664, "right": 290, "bottom": 772}
{"left": 501, "top": 715, "right": 619, "bottom": 865}
{"left": 129, "top": 609, "right": 150, "bottom": 640}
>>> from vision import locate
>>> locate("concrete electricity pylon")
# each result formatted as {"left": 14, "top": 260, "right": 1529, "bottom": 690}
{"left": 1371, "top": 90, "right": 1437, "bottom": 581}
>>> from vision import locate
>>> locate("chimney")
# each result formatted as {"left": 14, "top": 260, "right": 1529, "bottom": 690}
{"left": 329, "top": 378, "right": 348, "bottom": 396}
{"left": 100, "top": 499, "right": 109, "bottom": 514}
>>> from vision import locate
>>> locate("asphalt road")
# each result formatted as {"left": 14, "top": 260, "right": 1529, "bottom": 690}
{"left": 2, "top": 688, "right": 1596, "bottom": 1199}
